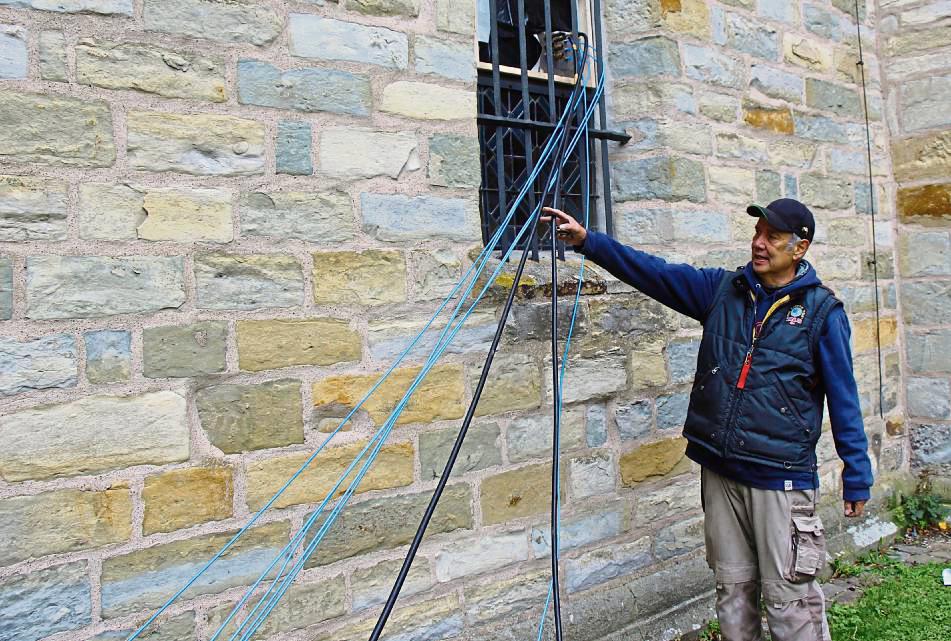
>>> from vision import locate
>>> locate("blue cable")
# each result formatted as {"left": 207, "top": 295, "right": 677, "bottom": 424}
{"left": 229, "top": 67, "right": 609, "bottom": 641}
{"left": 207, "top": 74, "right": 601, "bottom": 641}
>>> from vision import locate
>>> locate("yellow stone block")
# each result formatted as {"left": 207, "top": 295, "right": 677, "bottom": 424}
{"left": 142, "top": 466, "right": 233, "bottom": 535}
{"left": 743, "top": 104, "right": 794, "bottom": 135}
{"left": 630, "top": 340, "right": 668, "bottom": 390}
{"left": 660, "top": 0, "right": 710, "bottom": 38}
{"left": 237, "top": 318, "right": 362, "bottom": 371}
{"left": 312, "top": 249, "right": 406, "bottom": 307}
{"left": 381, "top": 81, "right": 475, "bottom": 120}
{"left": 0, "top": 486, "right": 131, "bottom": 565}
{"left": 245, "top": 440, "right": 414, "bottom": 510}
{"left": 473, "top": 353, "right": 541, "bottom": 416}
{"left": 137, "top": 187, "right": 233, "bottom": 242}
{"left": 897, "top": 184, "right": 951, "bottom": 225}
{"left": 891, "top": 131, "right": 951, "bottom": 183}
{"left": 852, "top": 317, "right": 897, "bottom": 353}
{"left": 480, "top": 463, "right": 555, "bottom": 525}
{"left": 619, "top": 437, "right": 688, "bottom": 486}
{"left": 313, "top": 363, "right": 465, "bottom": 426}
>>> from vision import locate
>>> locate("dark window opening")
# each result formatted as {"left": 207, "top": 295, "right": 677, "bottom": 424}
{"left": 475, "top": 0, "right": 622, "bottom": 258}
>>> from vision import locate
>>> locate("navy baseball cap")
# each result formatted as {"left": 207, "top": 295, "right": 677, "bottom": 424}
{"left": 747, "top": 198, "right": 816, "bottom": 243}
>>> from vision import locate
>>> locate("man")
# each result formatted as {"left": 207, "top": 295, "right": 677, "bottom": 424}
{"left": 542, "top": 199, "right": 873, "bottom": 641}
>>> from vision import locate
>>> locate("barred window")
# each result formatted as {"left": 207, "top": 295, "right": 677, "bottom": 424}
{"left": 475, "top": 0, "right": 625, "bottom": 257}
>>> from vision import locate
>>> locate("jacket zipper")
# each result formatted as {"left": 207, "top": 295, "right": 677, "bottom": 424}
{"left": 722, "top": 291, "right": 792, "bottom": 455}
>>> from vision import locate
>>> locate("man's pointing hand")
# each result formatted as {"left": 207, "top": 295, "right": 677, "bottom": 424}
{"left": 541, "top": 207, "right": 587, "bottom": 247}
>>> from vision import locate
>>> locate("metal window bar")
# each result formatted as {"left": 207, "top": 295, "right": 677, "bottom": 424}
{"left": 476, "top": 0, "right": 624, "bottom": 258}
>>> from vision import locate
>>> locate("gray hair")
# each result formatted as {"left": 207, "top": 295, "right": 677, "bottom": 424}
{"left": 786, "top": 233, "right": 804, "bottom": 252}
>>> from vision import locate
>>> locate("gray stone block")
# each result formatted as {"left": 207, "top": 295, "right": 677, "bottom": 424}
{"left": 656, "top": 392, "right": 689, "bottom": 430}
{"left": 0, "top": 563, "right": 91, "bottom": 641}
{"left": 655, "top": 515, "right": 705, "bottom": 559}
{"left": 84, "top": 330, "right": 131, "bottom": 384}
{"left": 289, "top": 14, "right": 408, "bottom": 69}
{"left": 0, "top": 256, "right": 10, "bottom": 320}
{"left": 906, "top": 377, "right": 951, "bottom": 419}
{"left": 143, "top": 321, "right": 227, "bottom": 379}
{"left": 0, "top": 0, "right": 131, "bottom": 13}
{"left": 609, "top": 36, "right": 681, "bottom": 78}
{"left": 910, "top": 423, "right": 951, "bottom": 469}
{"left": 419, "top": 422, "right": 501, "bottom": 479}
{"left": 0, "top": 25, "right": 27, "bottom": 79}
{"left": 725, "top": 12, "right": 779, "bottom": 60}
{"left": 800, "top": 173, "right": 853, "bottom": 210}
{"left": 803, "top": 3, "right": 849, "bottom": 42}
{"left": 900, "top": 73, "right": 951, "bottom": 132}
{"left": 240, "top": 191, "right": 355, "bottom": 243}
{"left": 614, "top": 156, "right": 706, "bottom": 203}
{"left": 530, "top": 506, "right": 624, "bottom": 556}
{"left": 0, "top": 334, "right": 77, "bottom": 396}
{"left": 26, "top": 256, "right": 185, "bottom": 319}
{"left": 566, "top": 535, "right": 652, "bottom": 592}
{"left": 143, "top": 0, "right": 282, "bottom": 46}
{"left": 898, "top": 231, "right": 950, "bottom": 277}
{"left": 757, "top": 170, "right": 782, "bottom": 203}
{"left": 668, "top": 339, "right": 700, "bottom": 385}
{"left": 0, "top": 175, "right": 68, "bottom": 241}
{"left": 901, "top": 281, "right": 951, "bottom": 325}
{"left": 586, "top": 404, "right": 608, "bottom": 447}
{"left": 361, "top": 193, "right": 476, "bottom": 242}
{"left": 38, "top": 31, "right": 67, "bottom": 81}
{"left": 276, "top": 121, "right": 313, "bottom": 175}
{"left": 193, "top": 253, "right": 303, "bottom": 311}
{"left": 683, "top": 43, "right": 744, "bottom": 89}
{"left": 793, "top": 113, "right": 849, "bottom": 143}
{"left": 415, "top": 36, "right": 474, "bottom": 81}
{"left": 238, "top": 59, "right": 371, "bottom": 116}
{"left": 907, "top": 329, "right": 951, "bottom": 374}
{"left": 806, "top": 78, "right": 861, "bottom": 118}
{"left": 750, "top": 63, "right": 803, "bottom": 102}
{"left": 616, "top": 400, "right": 652, "bottom": 441}
{"left": 429, "top": 133, "right": 481, "bottom": 188}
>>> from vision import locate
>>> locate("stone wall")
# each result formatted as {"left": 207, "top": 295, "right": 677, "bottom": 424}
{"left": 0, "top": 2, "right": 936, "bottom": 641}
{"left": 878, "top": 0, "right": 951, "bottom": 489}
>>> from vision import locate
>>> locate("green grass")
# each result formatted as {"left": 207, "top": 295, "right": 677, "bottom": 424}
{"left": 827, "top": 552, "right": 951, "bottom": 641}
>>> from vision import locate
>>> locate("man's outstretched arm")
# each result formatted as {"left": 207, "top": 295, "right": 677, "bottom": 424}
{"left": 544, "top": 207, "right": 725, "bottom": 322}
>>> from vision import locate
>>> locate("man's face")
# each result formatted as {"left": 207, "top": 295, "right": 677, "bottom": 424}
{"left": 751, "top": 218, "right": 801, "bottom": 278}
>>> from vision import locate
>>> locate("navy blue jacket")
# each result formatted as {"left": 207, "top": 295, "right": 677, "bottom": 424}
{"left": 579, "top": 231, "right": 873, "bottom": 502}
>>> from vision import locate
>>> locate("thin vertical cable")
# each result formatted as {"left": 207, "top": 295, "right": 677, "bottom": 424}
{"left": 853, "top": 0, "right": 885, "bottom": 417}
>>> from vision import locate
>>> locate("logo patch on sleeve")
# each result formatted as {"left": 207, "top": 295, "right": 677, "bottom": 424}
{"left": 786, "top": 305, "right": 806, "bottom": 326}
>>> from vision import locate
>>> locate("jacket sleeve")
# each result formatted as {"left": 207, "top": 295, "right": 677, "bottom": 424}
{"left": 817, "top": 306, "right": 874, "bottom": 502}
{"left": 578, "top": 230, "right": 725, "bottom": 322}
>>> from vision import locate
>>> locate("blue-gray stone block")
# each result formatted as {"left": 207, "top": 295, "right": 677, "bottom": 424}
{"left": 803, "top": 3, "right": 848, "bottom": 42}
{"left": 757, "top": 0, "right": 798, "bottom": 23}
{"left": 683, "top": 43, "right": 743, "bottom": 89}
{"left": 276, "top": 121, "right": 313, "bottom": 176}
{"left": 0, "top": 256, "right": 11, "bottom": 320}
{"left": 415, "top": 36, "right": 474, "bottom": 82}
{"left": 361, "top": 193, "right": 474, "bottom": 242}
{"left": 784, "top": 174, "right": 798, "bottom": 199}
{"left": 0, "top": 333, "right": 78, "bottom": 396}
{"left": 756, "top": 170, "right": 782, "bottom": 203}
{"left": 0, "top": 563, "right": 91, "bottom": 641}
{"left": 750, "top": 64, "right": 803, "bottom": 102}
{"left": 84, "top": 329, "right": 132, "bottom": 384}
{"left": 793, "top": 113, "right": 849, "bottom": 143}
{"left": 238, "top": 59, "right": 371, "bottom": 116}
{"left": 586, "top": 405, "right": 608, "bottom": 447}
{"left": 657, "top": 393, "right": 690, "bottom": 430}
{"left": 0, "top": 26, "right": 27, "bottom": 79}
{"left": 854, "top": 181, "right": 878, "bottom": 215}
{"left": 609, "top": 36, "right": 681, "bottom": 78}
{"left": 726, "top": 13, "right": 779, "bottom": 60}
{"left": 288, "top": 14, "right": 408, "bottom": 69}
{"left": 616, "top": 400, "right": 652, "bottom": 441}
{"left": 668, "top": 340, "right": 701, "bottom": 385}
{"left": 673, "top": 210, "right": 730, "bottom": 243}
{"left": 907, "top": 377, "right": 951, "bottom": 420}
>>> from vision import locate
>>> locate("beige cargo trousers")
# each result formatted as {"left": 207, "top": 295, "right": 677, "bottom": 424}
{"left": 702, "top": 467, "right": 831, "bottom": 641}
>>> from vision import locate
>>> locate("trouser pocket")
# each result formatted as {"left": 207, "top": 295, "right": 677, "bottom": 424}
{"left": 787, "top": 514, "right": 825, "bottom": 583}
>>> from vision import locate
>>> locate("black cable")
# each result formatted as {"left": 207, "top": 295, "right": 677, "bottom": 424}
{"left": 547, "top": 32, "right": 586, "bottom": 641}
{"left": 366, "top": 37, "right": 589, "bottom": 641}
{"left": 853, "top": 0, "right": 885, "bottom": 418}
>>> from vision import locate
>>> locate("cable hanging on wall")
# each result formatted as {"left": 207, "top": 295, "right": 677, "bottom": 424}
{"left": 853, "top": 0, "right": 886, "bottom": 418}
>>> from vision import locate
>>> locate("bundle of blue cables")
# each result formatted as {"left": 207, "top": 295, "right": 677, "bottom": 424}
{"left": 127, "top": 41, "right": 607, "bottom": 641}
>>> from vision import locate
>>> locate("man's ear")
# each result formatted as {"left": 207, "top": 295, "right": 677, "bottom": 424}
{"left": 794, "top": 239, "right": 810, "bottom": 260}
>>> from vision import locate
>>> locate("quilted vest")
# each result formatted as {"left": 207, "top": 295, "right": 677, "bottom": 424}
{"left": 683, "top": 270, "right": 842, "bottom": 473}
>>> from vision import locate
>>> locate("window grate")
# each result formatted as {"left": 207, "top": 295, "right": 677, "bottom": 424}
{"left": 475, "top": 0, "right": 622, "bottom": 259}
{"left": 477, "top": 73, "right": 596, "bottom": 259}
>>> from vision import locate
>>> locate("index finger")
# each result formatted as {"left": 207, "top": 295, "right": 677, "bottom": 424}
{"left": 541, "top": 207, "right": 570, "bottom": 222}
